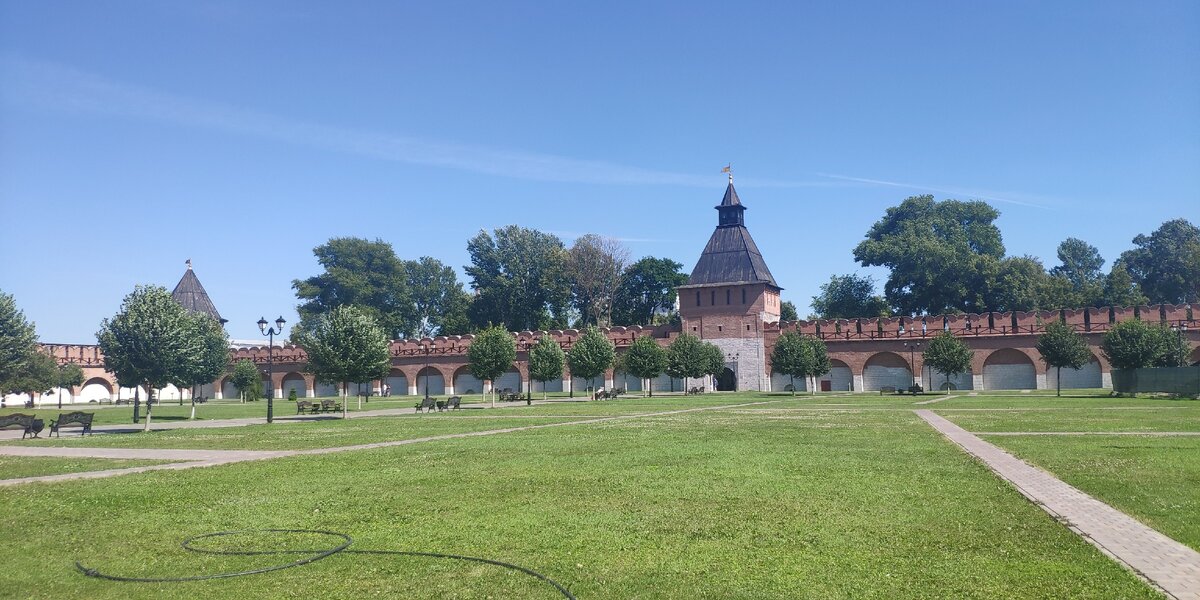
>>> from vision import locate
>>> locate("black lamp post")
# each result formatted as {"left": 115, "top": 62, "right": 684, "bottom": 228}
{"left": 258, "top": 315, "right": 286, "bottom": 424}
{"left": 905, "top": 341, "right": 922, "bottom": 390}
{"left": 422, "top": 342, "right": 435, "bottom": 400}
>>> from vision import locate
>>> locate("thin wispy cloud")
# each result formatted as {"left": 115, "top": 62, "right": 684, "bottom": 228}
{"left": 1, "top": 56, "right": 837, "bottom": 189}
{"left": 817, "top": 173, "right": 1056, "bottom": 209}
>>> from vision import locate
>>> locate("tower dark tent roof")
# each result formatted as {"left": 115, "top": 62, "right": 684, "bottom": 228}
{"left": 171, "top": 261, "right": 226, "bottom": 324}
{"left": 680, "top": 182, "right": 781, "bottom": 290}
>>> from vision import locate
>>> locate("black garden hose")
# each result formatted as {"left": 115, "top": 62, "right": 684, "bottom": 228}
{"left": 75, "top": 528, "right": 576, "bottom": 599}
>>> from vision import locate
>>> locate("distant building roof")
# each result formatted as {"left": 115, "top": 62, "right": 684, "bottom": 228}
{"left": 680, "top": 182, "right": 781, "bottom": 290}
{"left": 171, "top": 260, "right": 226, "bottom": 324}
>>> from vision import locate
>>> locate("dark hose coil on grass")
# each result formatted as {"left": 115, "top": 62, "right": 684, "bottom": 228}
{"left": 75, "top": 528, "right": 576, "bottom": 599}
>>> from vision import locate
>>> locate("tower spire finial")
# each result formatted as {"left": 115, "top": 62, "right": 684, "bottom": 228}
{"left": 721, "top": 163, "right": 732, "bottom": 184}
{"left": 186, "top": 258, "right": 192, "bottom": 270}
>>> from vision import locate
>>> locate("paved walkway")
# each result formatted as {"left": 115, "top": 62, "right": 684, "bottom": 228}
{"left": 917, "top": 409, "right": 1200, "bottom": 600}
{"left": 912, "top": 394, "right": 954, "bottom": 405}
{"left": 978, "top": 431, "right": 1200, "bottom": 437}
{"left": 0, "top": 399, "right": 778, "bottom": 487}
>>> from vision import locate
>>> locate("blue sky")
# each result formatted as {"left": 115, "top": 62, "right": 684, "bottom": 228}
{"left": 2, "top": 1, "right": 1197, "bottom": 343}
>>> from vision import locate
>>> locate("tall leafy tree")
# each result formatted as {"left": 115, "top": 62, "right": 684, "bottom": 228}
{"left": 176, "top": 314, "right": 229, "bottom": 419}
{"left": 54, "top": 362, "right": 85, "bottom": 410}
{"left": 467, "top": 325, "right": 517, "bottom": 407}
{"left": 230, "top": 359, "right": 262, "bottom": 402}
{"left": 1036, "top": 321, "right": 1092, "bottom": 396}
{"left": 0, "top": 290, "right": 37, "bottom": 389}
{"left": 1046, "top": 237, "right": 1105, "bottom": 307}
{"left": 853, "top": 195, "right": 1005, "bottom": 315}
{"left": 1117, "top": 218, "right": 1200, "bottom": 304}
{"left": 1101, "top": 263, "right": 1149, "bottom": 307}
{"left": 566, "top": 234, "right": 630, "bottom": 328}
{"left": 466, "top": 226, "right": 571, "bottom": 331}
{"left": 922, "top": 331, "right": 974, "bottom": 391}
{"left": 810, "top": 274, "right": 889, "bottom": 319}
{"left": 622, "top": 335, "right": 667, "bottom": 397}
{"left": 611, "top": 257, "right": 688, "bottom": 326}
{"left": 770, "top": 331, "right": 808, "bottom": 395}
{"left": 800, "top": 336, "right": 832, "bottom": 394}
{"left": 779, "top": 300, "right": 799, "bottom": 322}
{"left": 1101, "top": 319, "right": 1189, "bottom": 370}
{"left": 96, "top": 285, "right": 200, "bottom": 430}
{"left": 2, "top": 351, "right": 56, "bottom": 407}
{"left": 701, "top": 342, "right": 726, "bottom": 386}
{"left": 297, "top": 305, "right": 391, "bottom": 417}
{"left": 405, "top": 256, "right": 473, "bottom": 337}
{"left": 293, "top": 237, "right": 414, "bottom": 340}
{"left": 528, "top": 336, "right": 565, "bottom": 399}
{"left": 665, "top": 333, "right": 708, "bottom": 389}
{"left": 986, "top": 256, "right": 1049, "bottom": 312}
{"left": 567, "top": 327, "right": 615, "bottom": 394}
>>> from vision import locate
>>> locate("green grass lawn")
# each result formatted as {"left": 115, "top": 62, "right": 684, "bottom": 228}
{"left": 936, "top": 403, "right": 1200, "bottom": 432}
{"left": 987, "top": 434, "right": 1200, "bottom": 551}
{"left": 0, "top": 456, "right": 172, "bottom": 480}
{"left": 0, "top": 393, "right": 1161, "bottom": 599}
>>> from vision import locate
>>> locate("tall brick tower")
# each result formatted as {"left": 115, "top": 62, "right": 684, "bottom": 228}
{"left": 677, "top": 175, "right": 782, "bottom": 391}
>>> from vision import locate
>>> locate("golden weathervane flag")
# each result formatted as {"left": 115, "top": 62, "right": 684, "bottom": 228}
{"left": 721, "top": 164, "right": 731, "bottom": 174}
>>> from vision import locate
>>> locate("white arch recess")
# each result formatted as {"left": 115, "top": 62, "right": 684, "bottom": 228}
{"left": 281, "top": 374, "right": 308, "bottom": 399}
{"left": 615, "top": 372, "right": 642, "bottom": 392}
{"left": 79, "top": 379, "right": 113, "bottom": 403}
{"left": 454, "top": 368, "right": 483, "bottom": 395}
{"left": 534, "top": 377, "right": 563, "bottom": 393}
{"left": 822, "top": 360, "right": 853, "bottom": 391}
{"left": 983, "top": 349, "right": 1037, "bottom": 390}
{"left": 494, "top": 369, "right": 521, "bottom": 393}
{"left": 923, "top": 365, "right": 974, "bottom": 391}
{"left": 649, "top": 373, "right": 684, "bottom": 393}
{"left": 384, "top": 373, "right": 408, "bottom": 396}
{"left": 417, "top": 368, "right": 446, "bottom": 396}
{"left": 770, "top": 372, "right": 807, "bottom": 393}
{"left": 221, "top": 379, "right": 241, "bottom": 400}
{"left": 314, "top": 381, "right": 340, "bottom": 398}
{"left": 863, "top": 352, "right": 912, "bottom": 391}
{"left": 1046, "top": 357, "right": 1102, "bottom": 390}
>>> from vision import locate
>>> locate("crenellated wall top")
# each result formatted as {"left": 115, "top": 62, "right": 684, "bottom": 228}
{"left": 765, "top": 303, "right": 1197, "bottom": 341}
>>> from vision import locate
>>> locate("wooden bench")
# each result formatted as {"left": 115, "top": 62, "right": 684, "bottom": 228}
{"left": 319, "top": 399, "right": 341, "bottom": 413}
{"left": 0, "top": 413, "right": 42, "bottom": 439}
{"left": 880, "top": 386, "right": 897, "bottom": 395}
{"left": 415, "top": 397, "right": 436, "bottom": 413}
{"left": 48, "top": 411, "right": 93, "bottom": 437}
{"left": 296, "top": 400, "right": 314, "bottom": 414}
{"left": 446, "top": 396, "right": 461, "bottom": 410}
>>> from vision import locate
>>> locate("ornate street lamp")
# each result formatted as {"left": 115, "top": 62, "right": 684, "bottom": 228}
{"left": 258, "top": 315, "right": 286, "bottom": 424}
{"left": 904, "top": 341, "right": 922, "bottom": 391}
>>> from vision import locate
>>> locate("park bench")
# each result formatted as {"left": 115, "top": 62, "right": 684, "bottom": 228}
{"left": 611, "top": 388, "right": 625, "bottom": 397}
{"left": 296, "top": 400, "right": 313, "bottom": 414}
{"left": 415, "top": 397, "right": 437, "bottom": 413}
{"left": 0, "top": 413, "right": 42, "bottom": 439}
{"left": 48, "top": 411, "right": 93, "bottom": 437}
{"left": 446, "top": 396, "right": 461, "bottom": 410}
{"left": 319, "top": 399, "right": 341, "bottom": 413}
{"left": 879, "top": 386, "right": 897, "bottom": 395}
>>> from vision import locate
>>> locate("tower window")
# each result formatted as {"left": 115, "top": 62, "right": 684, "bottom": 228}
{"left": 718, "top": 325, "right": 723, "bottom": 332}
{"left": 742, "top": 289, "right": 746, "bottom": 304}
{"left": 726, "top": 289, "right": 731, "bottom": 304}
{"left": 711, "top": 290, "right": 716, "bottom": 305}
{"left": 696, "top": 291, "right": 701, "bottom": 306}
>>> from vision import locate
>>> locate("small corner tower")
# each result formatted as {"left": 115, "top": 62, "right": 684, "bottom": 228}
{"left": 171, "top": 259, "right": 227, "bottom": 325}
{"left": 676, "top": 174, "right": 782, "bottom": 391}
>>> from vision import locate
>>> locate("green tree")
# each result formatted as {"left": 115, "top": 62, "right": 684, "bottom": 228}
{"left": 986, "top": 256, "right": 1049, "bottom": 312}
{"left": 566, "top": 234, "right": 630, "bottom": 328}
{"left": 96, "top": 285, "right": 200, "bottom": 430}
{"left": 54, "top": 362, "right": 85, "bottom": 410}
{"left": 2, "top": 351, "right": 56, "bottom": 407}
{"left": 567, "top": 327, "right": 615, "bottom": 395}
{"left": 1101, "top": 263, "right": 1149, "bottom": 307}
{"left": 1101, "top": 319, "right": 1188, "bottom": 370}
{"left": 810, "top": 274, "right": 889, "bottom": 319}
{"left": 854, "top": 195, "right": 1004, "bottom": 314}
{"left": 297, "top": 305, "right": 391, "bottom": 417}
{"left": 922, "top": 331, "right": 974, "bottom": 391}
{"left": 612, "top": 257, "right": 688, "bottom": 326}
{"left": 801, "top": 336, "right": 832, "bottom": 394}
{"left": 466, "top": 226, "right": 571, "bottom": 331}
{"left": 622, "top": 335, "right": 667, "bottom": 397}
{"left": 528, "top": 336, "right": 565, "bottom": 399}
{"left": 779, "top": 300, "right": 799, "bottom": 321}
{"left": 293, "top": 237, "right": 414, "bottom": 340}
{"left": 665, "top": 333, "right": 708, "bottom": 391}
{"left": 0, "top": 290, "right": 38, "bottom": 389}
{"left": 770, "top": 331, "right": 808, "bottom": 395}
{"left": 1036, "top": 321, "right": 1092, "bottom": 396}
{"left": 405, "top": 256, "right": 473, "bottom": 337}
{"left": 176, "top": 314, "right": 229, "bottom": 419}
{"left": 1046, "top": 237, "right": 1105, "bottom": 307}
{"left": 1117, "top": 219, "right": 1200, "bottom": 304}
{"left": 230, "top": 359, "right": 262, "bottom": 402}
{"left": 467, "top": 325, "right": 517, "bottom": 406}
{"left": 701, "top": 342, "right": 725, "bottom": 384}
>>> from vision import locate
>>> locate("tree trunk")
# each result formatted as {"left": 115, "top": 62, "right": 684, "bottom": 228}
{"left": 1056, "top": 366, "right": 1061, "bottom": 397}
{"left": 342, "top": 382, "right": 348, "bottom": 419}
{"left": 143, "top": 386, "right": 153, "bottom": 432}
{"left": 133, "top": 386, "right": 140, "bottom": 423}
{"left": 790, "top": 376, "right": 795, "bottom": 396}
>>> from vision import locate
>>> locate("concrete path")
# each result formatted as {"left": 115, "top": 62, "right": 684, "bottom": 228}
{"left": 979, "top": 431, "right": 1200, "bottom": 437}
{"left": 912, "top": 394, "right": 954, "bottom": 405}
{"left": 0, "top": 399, "right": 778, "bottom": 487}
{"left": 917, "top": 409, "right": 1200, "bottom": 600}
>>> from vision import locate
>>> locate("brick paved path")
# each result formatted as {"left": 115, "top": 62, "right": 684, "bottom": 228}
{"left": 917, "top": 409, "right": 1200, "bottom": 600}
{"left": 0, "top": 399, "right": 778, "bottom": 487}
{"left": 980, "top": 431, "right": 1200, "bottom": 437}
